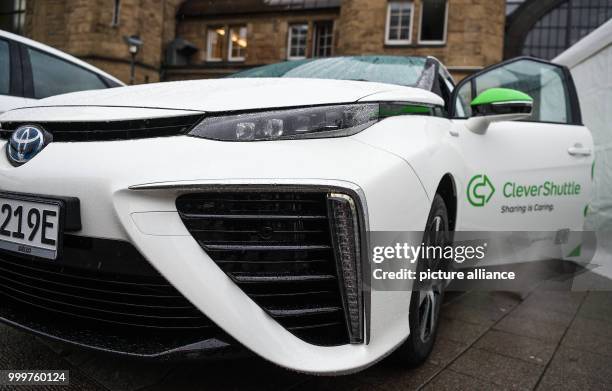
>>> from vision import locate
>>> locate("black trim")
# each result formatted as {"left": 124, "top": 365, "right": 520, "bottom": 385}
{"left": 7, "top": 39, "right": 23, "bottom": 97}
{"left": 430, "top": 59, "right": 453, "bottom": 115}
{"left": 19, "top": 42, "right": 34, "bottom": 99}
{"left": 472, "top": 101, "right": 532, "bottom": 116}
{"left": 0, "top": 235, "right": 240, "bottom": 358}
{"left": 0, "top": 191, "right": 81, "bottom": 231}
{"left": 430, "top": 60, "right": 443, "bottom": 96}
{"left": 562, "top": 64, "right": 582, "bottom": 125}
{"left": 0, "top": 114, "right": 204, "bottom": 142}
{"left": 101, "top": 76, "right": 124, "bottom": 88}
{"left": 449, "top": 56, "right": 583, "bottom": 125}
{"left": 0, "top": 38, "right": 24, "bottom": 97}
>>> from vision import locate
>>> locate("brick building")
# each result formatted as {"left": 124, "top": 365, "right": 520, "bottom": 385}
{"left": 3, "top": 0, "right": 507, "bottom": 84}
{"left": 16, "top": 0, "right": 183, "bottom": 84}
{"left": 169, "top": 0, "right": 506, "bottom": 81}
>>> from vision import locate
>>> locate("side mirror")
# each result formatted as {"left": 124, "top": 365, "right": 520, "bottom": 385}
{"left": 466, "top": 88, "right": 533, "bottom": 134}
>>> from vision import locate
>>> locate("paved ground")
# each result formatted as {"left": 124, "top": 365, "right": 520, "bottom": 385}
{"left": 1, "top": 270, "right": 611, "bottom": 390}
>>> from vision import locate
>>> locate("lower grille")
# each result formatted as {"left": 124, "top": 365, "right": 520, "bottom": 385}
{"left": 176, "top": 190, "right": 353, "bottom": 346}
{"left": 0, "top": 236, "right": 234, "bottom": 357}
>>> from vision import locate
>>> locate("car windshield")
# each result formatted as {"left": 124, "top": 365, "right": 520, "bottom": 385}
{"left": 229, "top": 56, "right": 428, "bottom": 87}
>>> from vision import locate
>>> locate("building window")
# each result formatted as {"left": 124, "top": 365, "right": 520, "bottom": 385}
{"left": 207, "top": 27, "right": 225, "bottom": 62}
{"left": 228, "top": 26, "right": 247, "bottom": 61}
{"left": 521, "top": 0, "right": 612, "bottom": 60}
{"left": 313, "top": 21, "right": 333, "bottom": 57}
{"left": 385, "top": 1, "right": 413, "bottom": 45}
{"left": 419, "top": 0, "right": 447, "bottom": 44}
{"left": 0, "top": 0, "right": 27, "bottom": 35}
{"left": 288, "top": 24, "right": 308, "bottom": 60}
{"left": 111, "top": 0, "right": 121, "bottom": 27}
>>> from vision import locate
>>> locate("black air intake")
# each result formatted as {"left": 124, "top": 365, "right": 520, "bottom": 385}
{"left": 176, "top": 189, "right": 365, "bottom": 346}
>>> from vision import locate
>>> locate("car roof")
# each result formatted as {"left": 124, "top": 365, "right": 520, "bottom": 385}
{"left": 0, "top": 29, "right": 125, "bottom": 86}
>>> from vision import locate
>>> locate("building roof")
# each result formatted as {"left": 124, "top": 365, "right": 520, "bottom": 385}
{"left": 178, "top": 0, "right": 341, "bottom": 17}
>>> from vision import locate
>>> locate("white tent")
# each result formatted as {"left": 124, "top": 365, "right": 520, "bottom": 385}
{"left": 554, "top": 19, "right": 612, "bottom": 278}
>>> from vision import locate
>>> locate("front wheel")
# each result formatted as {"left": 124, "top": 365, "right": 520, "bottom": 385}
{"left": 387, "top": 194, "right": 451, "bottom": 367}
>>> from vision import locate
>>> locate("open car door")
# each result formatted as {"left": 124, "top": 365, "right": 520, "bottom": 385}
{"left": 449, "top": 57, "right": 592, "bottom": 233}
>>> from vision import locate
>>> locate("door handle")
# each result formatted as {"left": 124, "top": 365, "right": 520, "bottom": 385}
{"left": 568, "top": 144, "right": 591, "bottom": 157}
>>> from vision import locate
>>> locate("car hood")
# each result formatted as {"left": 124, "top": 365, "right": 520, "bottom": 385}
{"left": 0, "top": 78, "right": 443, "bottom": 122}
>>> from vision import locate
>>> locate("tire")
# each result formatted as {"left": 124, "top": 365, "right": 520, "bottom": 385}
{"left": 387, "top": 194, "right": 451, "bottom": 367}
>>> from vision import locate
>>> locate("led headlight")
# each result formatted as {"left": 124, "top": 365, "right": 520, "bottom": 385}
{"left": 189, "top": 104, "right": 379, "bottom": 141}
{"left": 327, "top": 193, "right": 364, "bottom": 344}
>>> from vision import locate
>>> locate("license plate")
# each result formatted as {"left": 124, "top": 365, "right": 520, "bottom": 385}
{"left": 0, "top": 195, "right": 62, "bottom": 260}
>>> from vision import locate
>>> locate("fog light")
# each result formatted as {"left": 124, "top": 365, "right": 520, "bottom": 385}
{"left": 327, "top": 193, "right": 364, "bottom": 344}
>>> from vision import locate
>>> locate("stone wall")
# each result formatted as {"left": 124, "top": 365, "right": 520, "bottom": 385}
{"left": 23, "top": 0, "right": 506, "bottom": 84}
{"left": 335, "top": 0, "right": 506, "bottom": 80}
{"left": 25, "top": 0, "right": 183, "bottom": 84}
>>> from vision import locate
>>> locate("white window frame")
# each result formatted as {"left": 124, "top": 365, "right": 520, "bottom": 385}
{"left": 287, "top": 23, "right": 309, "bottom": 60}
{"left": 418, "top": 0, "right": 449, "bottom": 45}
{"left": 228, "top": 25, "right": 247, "bottom": 62}
{"left": 206, "top": 27, "right": 225, "bottom": 62}
{"left": 312, "top": 21, "right": 334, "bottom": 58}
{"left": 385, "top": 1, "right": 414, "bottom": 45}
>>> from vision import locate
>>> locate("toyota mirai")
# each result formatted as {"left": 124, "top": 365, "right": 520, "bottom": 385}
{"left": 0, "top": 56, "right": 592, "bottom": 374}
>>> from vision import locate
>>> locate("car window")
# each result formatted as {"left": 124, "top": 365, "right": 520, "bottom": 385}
{"left": 230, "top": 56, "right": 428, "bottom": 87}
{"left": 28, "top": 47, "right": 107, "bottom": 99}
{"left": 454, "top": 59, "right": 572, "bottom": 124}
{"left": 0, "top": 40, "right": 9, "bottom": 95}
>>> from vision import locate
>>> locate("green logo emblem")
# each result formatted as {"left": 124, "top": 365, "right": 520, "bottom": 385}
{"left": 467, "top": 174, "right": 495, "bottom": 207}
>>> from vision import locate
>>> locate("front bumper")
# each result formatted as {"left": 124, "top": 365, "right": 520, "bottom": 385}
{"left": 0, "top": 235, "right": 239, "bottom": 359}
{"left": 0, "top": 130, "right": 430, "bottom": 374}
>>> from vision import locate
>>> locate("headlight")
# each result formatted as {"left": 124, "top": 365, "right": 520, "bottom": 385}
{"left": 189, "top": 104, "right": 380, "bottom": 141}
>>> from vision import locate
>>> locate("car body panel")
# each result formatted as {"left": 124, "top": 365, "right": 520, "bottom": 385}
{"left": 453, "top": 120, "right": 592, "bottom": 231}
{"left": 0, "top": 125, "right": 430, "bottom": 373}
{"left": 0, "top": 96, "right": 34, "bottom": 116}
{"left": 355, "top": 116, "right": 592, "bottom": 232}
{"left": 22, "top": 78, "right": 443, "bottom": 112}
{"left": 0, "top": 106, "right": 200, "bottom": 122}
{"left": 0, "top": 56, "right": 594, "bottom": 374}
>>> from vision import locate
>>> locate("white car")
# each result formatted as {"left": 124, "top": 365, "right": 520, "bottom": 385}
{"left": 0, "top": 29, "right": 124, "bottom": 114}
{"left": 0, "top": 56, "right": 592, "bottom": 374}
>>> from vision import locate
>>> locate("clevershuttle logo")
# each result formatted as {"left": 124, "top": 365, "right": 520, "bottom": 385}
{"left": 467, "top": 173, "right": 582, "bottom": 208}
{"left": 467, "top": 174, "right": 495, "bottom": 207}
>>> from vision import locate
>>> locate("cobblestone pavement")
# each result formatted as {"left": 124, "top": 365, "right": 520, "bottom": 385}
{"left": 1, "top": 270, "right": 611, "bottom": 391}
